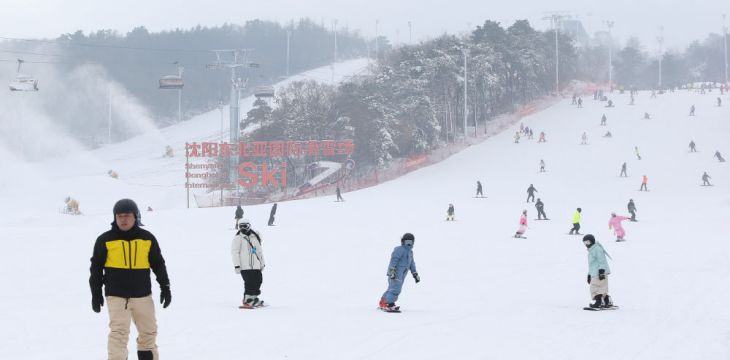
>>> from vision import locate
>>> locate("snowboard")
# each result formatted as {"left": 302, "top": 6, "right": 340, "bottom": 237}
{"left": 566, "top": 233, "right": 583, "bottom": 236}
{"left": 473, "top": 196, "right": 487, "bottom": 198}
{"left": 513, "top": 235, "right": 527, "bottom": 239}
{"left": 534, "top": 218, "right": 550, "bottom": 221}
{"left": 583, "top": 305, "right": 619, "bottom": 311}
{"left": 700, "top": 184, "right": 714, "bottom": 187}
{"left": 377, "top": 306, "right": 401, "bottom": 313}
{"left": 238, "top": 301, "right": 267, "bottom": 309}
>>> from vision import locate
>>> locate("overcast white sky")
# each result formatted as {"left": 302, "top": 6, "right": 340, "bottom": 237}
{"left": 1, "top": 0, "right": 727, "bottom": 51}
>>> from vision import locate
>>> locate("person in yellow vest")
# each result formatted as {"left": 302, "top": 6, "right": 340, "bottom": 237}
{"left": 569, "top": 208, "right": 582, "bottom": 235}
{"left": 89, "top": 199, "right": 171, "bottom": 360}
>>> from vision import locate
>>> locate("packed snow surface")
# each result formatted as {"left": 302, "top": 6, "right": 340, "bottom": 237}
{"left": 1, "top": 76, "right": 729, "bottom": 358}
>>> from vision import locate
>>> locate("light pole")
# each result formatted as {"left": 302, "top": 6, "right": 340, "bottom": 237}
{"left": 408, "top": 21, "right": 412, "bottom": 43}
{"left": 286, "top": 30, "right": 291, "bottom": 77}
{"left": 606, "top": 21, "right": 614, "bottom": 91}
{"left": 722, "top": 14, "right": 730, "bottom": 86}
{"left": 332, "top": 19, "right": 338, "bottom": 83}
{"left": 375, "top": 19, "right": 380, "bottom": 60}
{"left": 657, "top": 26, "right": 664, "bottom": 89}
{"left": 463, "top": 48, "right": 468, "bottom": 139}
{"left": 551, "top": 14, "right": 562, "bottom": 94}
{"left": 108, "top": 85, "right": 112, "bottom": 144}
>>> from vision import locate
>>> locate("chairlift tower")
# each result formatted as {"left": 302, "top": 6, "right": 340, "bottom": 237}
{"left": 207, "top": 49, "right": 258, "bottom": 188}
{"left": 657, "top": 26, "right": 664, "bottom": 89}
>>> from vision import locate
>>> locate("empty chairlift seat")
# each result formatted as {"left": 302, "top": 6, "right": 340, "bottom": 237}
{"left": 158, "top": 75, "right": 184, "bottom": 89}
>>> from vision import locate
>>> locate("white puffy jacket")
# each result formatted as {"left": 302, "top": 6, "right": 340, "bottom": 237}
{"left": 231, "top": 230, "right": 265, "bottom": 270}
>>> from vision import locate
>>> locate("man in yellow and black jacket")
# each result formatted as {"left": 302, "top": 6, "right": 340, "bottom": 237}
{"left": 89, "top": 198, "right": 171, "bottom": 360}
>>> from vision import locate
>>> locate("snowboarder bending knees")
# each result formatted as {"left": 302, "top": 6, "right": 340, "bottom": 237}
{"left": 379, "top": 233, "right": 419, "bottom": 312}
{"left": 569, "top": 208, "right": 582, "bottom": 235}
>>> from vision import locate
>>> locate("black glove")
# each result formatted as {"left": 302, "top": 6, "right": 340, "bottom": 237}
{"left": 412, "top": 272, "right": 420, "bottom": 283}
{"left": 160, "top": 284, "right": 172, "bottom": 308}
{"left": 598, "top": 269, "right": 606, "bottom": 281}
{"left": 92, "top": 294, "right": 104, "bottom": 313}
{"left": 387, "top": 268, "right": 396, "bottom": 279}
{"left": 587, "top": 275, "right": 591, "bottom": 284}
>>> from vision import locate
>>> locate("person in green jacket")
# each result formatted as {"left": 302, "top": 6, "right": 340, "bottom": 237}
{"left": 569, "top": 208, "right": 582, "bottom": 235}
{"left": 583, "top": 234, "right": 613, "bottom": 308}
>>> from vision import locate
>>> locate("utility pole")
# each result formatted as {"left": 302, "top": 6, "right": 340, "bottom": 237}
{"left": 463, "top": 48, "right": 468, "bottom": 140}
{"left": 606, "top": 20, "right": 614, "bottom": 91}
{"left": 657, "top": 26, "right": 664, "bottom": 89}
{"left": 218, "top": 99, "right": 225, "bottom": 142}
{"left": 207, "top": 49, "right": 257, "bottom": 189}
{"left": 177, "top": 64, "right": 183, "bottom": 124}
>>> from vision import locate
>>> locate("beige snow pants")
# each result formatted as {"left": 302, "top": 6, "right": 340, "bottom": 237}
{"left": 107, "top": 295, "right": 159, "bottom": 360}
{"left": 590, "top": 276, "right": 609, "bottom": 298}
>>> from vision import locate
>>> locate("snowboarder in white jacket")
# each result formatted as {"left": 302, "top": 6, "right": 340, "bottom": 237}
{"left": 231, "top": 219, "right": 266, "bottom": 308}
{"left": 379, "top": 233, "right": 419, "bottom": 311}
{"left": 583, "top": 234, "right": 613, "bottom": 309}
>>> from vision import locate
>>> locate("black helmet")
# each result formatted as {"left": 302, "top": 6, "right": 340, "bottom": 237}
{"left": 113, "top": 199, "right": 143, "bottom": 226}
{"left": 401, "top": 233, "right": 415, "bottom": 247}
{"left": 577, "top": 207, "right": 582, "bottom": 212}
{"left": 582, "top": 234, "right": 596, "bottom": 245}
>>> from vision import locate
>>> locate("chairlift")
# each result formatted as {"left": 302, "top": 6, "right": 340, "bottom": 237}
{"left": 9, "top": 59, "right": 38, "bottom": 92}
{"left": 254, "top": 85, "right": 275, "bottom": 98}
{"left": 158, "top": 62, "right": 184, "bottom": 89}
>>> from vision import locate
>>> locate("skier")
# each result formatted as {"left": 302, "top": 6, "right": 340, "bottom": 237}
{"left": 605, "top": 99, "right": 614, "bottom": 108}
{"left": 635, "top": 146, "right": 642, "bottom": 160}
{"left": 232, "top": 219, "right": 266, "bottom": 309}
{"left": 581, "top": 132, "right": 588, "bottom": 145}
{"left": 163, "top": 145, "right": 174, "bottom": 158}
{"left": 640, "top": 175, "right": 648, "bottom": 191}
{"left": 526, "top": 184, "right": 538, "bottom": 203}
{"left": 702, "top": 172, "right": 712, "bottom": 186}
{"left": 514, "top": 131, "right": 521, "bottom": 143}
{"left": 577, "top": 97, "right": 583, "bottom": 108}
{"left": 268, "top": 203, "right": 277, "bottom": 226}
{"left": 715, "top": 151, "right": 726, "bottom": 162}
{"left": 446, "top": 204, "right": 455, "bottom": 221}
{"left": 538, "top": 132, "right": 546, "bottom": 143}
{"left": 379, "top": 233, "right": 419, "bottom": 312}
{"left": 689, "top": 140, "right": 697, "bottom": 152}
{"left": 608, "top": 213, "right": 630, "bottom": 241}
{"left": 528, "top": 128, "right": 534, "bottom": 140}
{"left": 620, "top": 162, "right": 628, "bottom": 177}
{"left": 64, "top": 196, "right": 80, "bottom": 215}
{"left": 539, "top": 159, "right": 546, "bottom": 173}
{"left": 535, "top": 198, "right": 549, "bottom": 220}
{"left": 629, "top": 93, "right": 635, "bottom": 105}
{"left": 643, "top": 112, "right": 651, "bottom": 119}
{"left": 603, "top": 131, "right": 612, "bottom": 138}
{"left": 572, "top": 93, "right": 577, "bottom": 105}
{"left": 108, "top": 170, "right": 119, "bottom": 179}
{"left": 689, "top": 105, "right": 695, "bottom": 116}
{"left": 627, "top": 199, "right": 637, "bottom": 222}
{"left": 717, "top": 97, "right": 722, "bottom": 107}
{"left": 234, "top": 205, "right": 244, "bottom": 228}
{"left": 569, "top": 208, "right": 582, "bottom": 235}
{"left": 336, "top": 186, "right": 344, "bottom": 201}
{"left": 476, "top": 181, "right": 483, "bottom": 197}
{"left": 600, "top": 114, "right": 607, "bottom": 126}
{"left": 514, "top": 210, "right": 528, "bottom": 238}
{"left": 89, "top": 199, "right": 171, "bottom": 360}
{"left": 583, "top": 234, "right": 614, "bottom": 309}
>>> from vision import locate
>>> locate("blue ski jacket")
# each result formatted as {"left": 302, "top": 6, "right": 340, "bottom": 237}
{"left": 387, "top": 245, "right": 417, "bottom": 279}
{"left": 587, "top": 242, "right": 611, "bottom": 277}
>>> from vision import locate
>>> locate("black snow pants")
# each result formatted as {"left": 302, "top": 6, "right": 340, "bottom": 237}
{"left": 537, "top": 208, "right": 547, "bottom": 220}
{"left": 241, "top": 270, "right": 263, "bottom": 296}
{"left": 629, "top": 210, "right": 636, "bottom": 221}
{"left": 527, "top": 193, "right": 535, "bottom": 202}
{"left": 570, "top": 223, "right": 581, "bottom": 234}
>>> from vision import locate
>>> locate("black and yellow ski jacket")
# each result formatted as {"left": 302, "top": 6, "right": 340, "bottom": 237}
{"left": 89, "top": 223, "right": 169, "bottom": 298}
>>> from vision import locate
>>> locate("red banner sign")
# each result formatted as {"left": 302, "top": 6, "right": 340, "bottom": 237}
{"left": 186, "top": 140, "right": 354, "bottom": 158}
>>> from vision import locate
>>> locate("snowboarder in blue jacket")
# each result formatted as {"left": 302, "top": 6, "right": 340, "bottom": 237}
{"left": 583, "top": 234, "right": 614, "bottom": 308}
{"left": 379, "top": 233, "right": 420, "bottom": 311}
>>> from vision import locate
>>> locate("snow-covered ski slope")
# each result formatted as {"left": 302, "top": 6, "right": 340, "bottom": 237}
{"left": 2, "top": 86, "right": 729, "bottom": 359}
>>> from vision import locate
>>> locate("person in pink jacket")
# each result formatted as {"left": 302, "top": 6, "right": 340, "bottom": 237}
{"left": 608, "top": 213, "right": 630, "bottom": 242}
{"left": 514, "top": 210, "right": 528, "bottom": 238}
